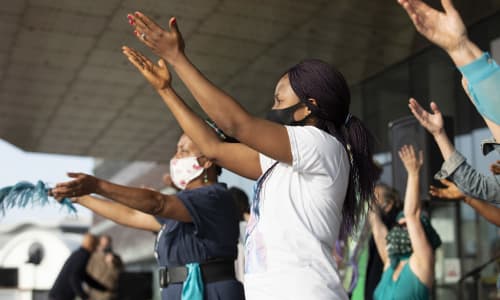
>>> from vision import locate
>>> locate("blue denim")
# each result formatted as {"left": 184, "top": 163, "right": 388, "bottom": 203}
{"left": 434, "top": 151, "right": 500, "bottom": 203}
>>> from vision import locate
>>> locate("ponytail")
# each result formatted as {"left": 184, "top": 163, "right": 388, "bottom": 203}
{"left": 339, "top": 115, "right": 378, "bottom": 236}
{"left": 286, "top": 59, "right": 378, "bottom": 236}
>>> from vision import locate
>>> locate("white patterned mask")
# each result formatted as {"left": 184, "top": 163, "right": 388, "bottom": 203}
{"left": 169, "top": 156, "right": 204, "bottom": 190}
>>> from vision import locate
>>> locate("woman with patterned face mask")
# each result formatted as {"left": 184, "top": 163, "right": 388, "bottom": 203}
{"left": 51, "top": 131, "right": 245, "bottom": 300}
{"left": 369, "top": 145, "right": 441, "bottom": 300}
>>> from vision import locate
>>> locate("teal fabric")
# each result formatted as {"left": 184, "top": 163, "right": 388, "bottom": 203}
{"left": 374, "top": 260, "right": 429, "bottom": 300}
{"left": 181, "top": 263, "right": 204, "bottom": 300}
{"left": 389, "top": 212, "right": 442, "bottom": 259}
{"left": 458, "top": 52, "right": 500, "bottom": 125}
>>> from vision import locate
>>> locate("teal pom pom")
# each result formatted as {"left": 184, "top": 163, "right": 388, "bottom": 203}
{"left": 0, "top": 181, "right": 77, "bottom": 215}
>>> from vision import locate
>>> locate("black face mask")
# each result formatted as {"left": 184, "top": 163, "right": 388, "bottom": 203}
{"left": 266, "top": 102, "right": 309, "bottom": 125}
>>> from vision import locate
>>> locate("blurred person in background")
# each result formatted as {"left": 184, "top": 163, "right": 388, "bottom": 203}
{"left": 370, "top": 145, "right": 441, "bottom": 300}
{"left": 86, "top": 235, "right": 123, "bottom": 300}
{"left": 49, "top": 233, "right": 107, "bottom": 300}
{"left": 229, "top": 187, "right": 251, "bottom": 282}
{"left": 364, "top": 183, "right": 402, "bottom": 300}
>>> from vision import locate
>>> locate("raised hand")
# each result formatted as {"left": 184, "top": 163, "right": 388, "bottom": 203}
{"left": 429, "top": 179, "right": 464, "bottom": 200}
{"left": 490, "top": 160, "right": 500, "bottom": 175}
{"left": 51, "top": 173, "right": 98, "bottom": 199}
{"left": 408, "top": 98, "right": 445, "bottom": 136}
{"left": 399, "top": 144, "right": 423, "bottom": 176}
{"left": 397, "top": 0, "right": 467, "bottom": 53}
{"left": 122, "top": 46, "right": 171, "bottom": 90}
{"left": 127, "top": 12, "right": 185, "bottom": 65}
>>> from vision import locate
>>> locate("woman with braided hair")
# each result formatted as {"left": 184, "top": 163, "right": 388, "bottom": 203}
{"left": 122, "top": 11, "right": 379, "bottom": 299}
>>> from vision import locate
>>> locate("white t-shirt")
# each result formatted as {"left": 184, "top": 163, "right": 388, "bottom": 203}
{"left": 244, "top": 126, "right": 350, "bottom": 300}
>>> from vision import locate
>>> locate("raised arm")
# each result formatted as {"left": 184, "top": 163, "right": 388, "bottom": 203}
{"left": 399, "top": 145, "right": 434, "bottom": 286}
{"left": 399, "top": 0, "right": 500, "bottom": 139}
{"left": 121, "top": 47, "right": 261, "bottom": 180}
{"left": 51, "top": 173, "right": 192, "bottom": 222}
{"left": 368, "top": 209, "right": 389, "bottom": 267}
{"left": 397, "top": 0, "right": 481, "bottom": 67}
{"left": 408, "top": 98, "right": 454, "bottom": 160}
{"left": 127, "top": 13, "right": 293, "bottom": 164}
{"left": 72, "top": 195, "right": 161, "bottom": 232}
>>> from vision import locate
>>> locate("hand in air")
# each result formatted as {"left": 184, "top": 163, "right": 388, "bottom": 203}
{"left": 408, "top": 98, "right": 445, "bottom": 136}
{"left": 399, "top": 144, "right": 423, "bottom": 176}
{"left": 429, "top": 179, "right": 464, "bottom": 200}
{"left": 122, "top": 46, "right": 171, "bottom": 90}
{"left": 127, "top": 12, "right": 185, "bottom": 65}
{"left": 397, "top": 0, "right": 468, "bottom": 53}
{"left": 51, "top": 173, "right": 98, "bottom": 200}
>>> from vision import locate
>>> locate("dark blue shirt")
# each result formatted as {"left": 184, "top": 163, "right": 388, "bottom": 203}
{"left": 154, "top": 183, "right": 244, "bottom": 300}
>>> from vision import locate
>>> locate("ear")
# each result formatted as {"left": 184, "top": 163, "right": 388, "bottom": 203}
{"left": 199, "top": 157, "right": 213, "bottom": 170}
{"left": 305, "top": 98, "right": 319, "bottom": 115}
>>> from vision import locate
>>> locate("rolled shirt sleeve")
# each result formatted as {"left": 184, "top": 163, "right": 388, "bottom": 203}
{"left": 434, "top": 151, "right": 500, "bottom": 203}
{"left": 458, "top": 52, "right": 500, "bottom": 125}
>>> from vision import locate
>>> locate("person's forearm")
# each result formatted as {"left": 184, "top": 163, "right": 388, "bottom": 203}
{"left": 171, "top": 54, "right": 253, "bottom": 137}
{"left": 447, "top": 39, "right": 483, "bottom": 67}
{"left": 433, "top": 131, "right": 456, "bottom": 161}
{"left": 368, "top": 211, "right": 389, "bottom": 264}
{"left": 77, "top": 196, "right": 147, "bottom": 229}
{"left": 404, "top": 173, "right": 421, "bottom": 217}
{"left": 157, "top": 87, "right": 223, "bottom": 158}
{"left": 95, "top": 180, "right": 166, "bottom": 216}
{"left": 464, "top": 196, "right": 500, "bottom": 226}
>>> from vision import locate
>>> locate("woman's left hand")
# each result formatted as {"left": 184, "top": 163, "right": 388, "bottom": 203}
{"left": 399, "top": 144, "right": 423, "bottom": 175}
{"left": 429, "top": 179, "right": 464, "bottom": 200}
{"left": 122, "top": 46, "right": 171, "bottom": 90}
{"left": 51, "top": 173, "right": 98, "bottom": 199}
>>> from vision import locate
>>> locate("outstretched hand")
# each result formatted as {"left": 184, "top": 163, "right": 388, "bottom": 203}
{"left": 127, "top": 12, "right": 185, "bottom": 65}
{"left": 122, "top": 46, "right": 171, "bottom": 90}
{"left": 408, "top": 98, "right": 445, "bottom": 136}
{"left": 399, "top": 144, "right": 423, "bottom": 176}
{"left": 397, "top": 0, "right": 467, "bottom": 53}
{"left": 51, "top": 173, "right": 98, "bottom": 199}
{"left": 429, "top": 179, "right": 464, "bottom": 200}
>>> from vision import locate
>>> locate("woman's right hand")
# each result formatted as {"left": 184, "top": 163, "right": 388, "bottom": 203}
{"left": 399, "top": 144, "right": 423, "bottom": 176}
{"left": 127, "top": 12, "right": 185, "bottom": 65}
{"left": 122, "top": 46, "right": 171, "bottom": 90}
{"left": 408, "top": 98, "right": 445, "bottom": 137}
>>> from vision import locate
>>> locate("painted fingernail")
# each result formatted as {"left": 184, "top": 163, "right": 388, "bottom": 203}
{"left": 172, "top": 18, "right": 177, "bottom": 25}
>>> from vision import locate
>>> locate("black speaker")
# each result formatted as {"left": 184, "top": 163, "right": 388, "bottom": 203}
{"left": 389, "top": 115, "right": 454, "bottom": 201}
{"left": 0, "top": 268, "right": 18, "bottom": 287}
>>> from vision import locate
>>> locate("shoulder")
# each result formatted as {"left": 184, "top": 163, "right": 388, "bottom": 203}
{"left": 286, "top": 125, "right": 345, "bottom": 151}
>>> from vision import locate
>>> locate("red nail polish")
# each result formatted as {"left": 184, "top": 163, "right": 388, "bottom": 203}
{"left": 172, "top": 18, "right": 176, "bottom": 25}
